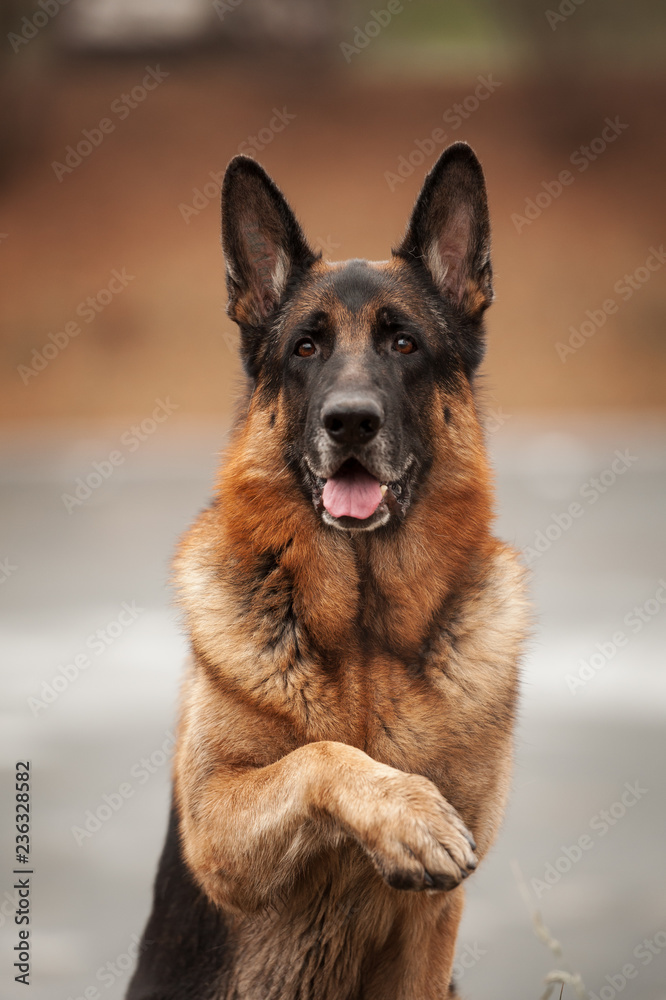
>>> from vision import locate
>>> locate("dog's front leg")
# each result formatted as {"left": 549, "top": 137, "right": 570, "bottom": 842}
{"left": 176, "top": 738, "right": 478, "bottom": 914}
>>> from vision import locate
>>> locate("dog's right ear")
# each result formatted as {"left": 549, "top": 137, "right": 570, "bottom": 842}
{"left": 221, "top": 156, "right": 317, "bottom": 370}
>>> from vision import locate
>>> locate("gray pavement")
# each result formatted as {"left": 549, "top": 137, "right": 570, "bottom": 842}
{"left": 1, "top": 415, "right": 665, "bottom": 1000}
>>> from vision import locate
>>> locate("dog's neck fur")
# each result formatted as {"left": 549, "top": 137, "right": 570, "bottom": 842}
{"left": 183, "top": 388, "right": 496, "bottom": 663}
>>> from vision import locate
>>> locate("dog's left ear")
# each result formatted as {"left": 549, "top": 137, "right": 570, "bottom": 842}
{"left": 221, "top": 155, "right": 317, "bottom": 354}
{"left": 395, "top": 142, "right": 492, "bottom": 317}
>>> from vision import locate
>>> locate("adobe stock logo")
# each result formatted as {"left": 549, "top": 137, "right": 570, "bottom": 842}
{"left": 27, "top": 602, "right": 144, "bottom": 716}
{"left": 530, "top": 780, "right": 647, "bottom": 899}
{"left": 530, "top": 780, "right": 650, "bottom": 899}
{"left": 71, "top": 731, "right": 176, "bottom": 846}
{"left": 340, "top": 1, "right": 411, "bottom": 62}
{"left": 589, "top": 931, "right": 666, "bottom": 1000}
{"left": 555, "top": 246, "right": 666, "bottom": 362}
{"left": 60, "top": 397, "right": 179, "bottom": 513}
{"left": 565, "top": 579, "right": 666, "bottom": 694}
{"left": 545, "top": 0, "right": 587, "bottom": 30}
{"left": 383, "top": 75, "right": 501, "bottom": 192}
{"left": 178, "top": 108, "right": 295, "bottom": 224}
{"left": 51, "top": 67, "right": 169, "bottom": 182}
{"left": 17, "top": 268, "right": 135, "bottom": 384}
{"left": 524, "top": 449, "right": 637, "bottom": 566}
{"left": 511, "top": 117, "right": 629, "bottom": 233}
{"left": 8, "top": 0, "right": 70, "bottom": 53}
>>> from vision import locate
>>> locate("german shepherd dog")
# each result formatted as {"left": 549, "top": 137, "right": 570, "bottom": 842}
{"left": 127, "top": 142, "right": 528, "bottom": 1000}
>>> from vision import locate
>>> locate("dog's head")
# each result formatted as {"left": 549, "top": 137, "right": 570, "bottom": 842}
{"left": 221, "top": 144, "right": 493, "bottom": 534}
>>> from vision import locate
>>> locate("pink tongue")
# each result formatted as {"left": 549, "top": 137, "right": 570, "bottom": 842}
{"left": 322, "top": 466, "right": 383, "bottom": 519}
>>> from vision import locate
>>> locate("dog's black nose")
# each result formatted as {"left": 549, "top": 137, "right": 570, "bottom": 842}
{"left": 322, "top": 394, "right": 384, "bottom": 445}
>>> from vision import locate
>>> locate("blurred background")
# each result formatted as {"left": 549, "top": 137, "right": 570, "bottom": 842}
{"left": 1, "top": 1, "right": 665, "bottom": 997}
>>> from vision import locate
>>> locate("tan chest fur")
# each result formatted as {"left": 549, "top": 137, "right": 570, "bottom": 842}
{"left": 176, "top": 509, "right": 526, "bottom": 818}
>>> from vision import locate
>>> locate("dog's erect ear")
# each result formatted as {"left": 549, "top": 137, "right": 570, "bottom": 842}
{"left": 395, "top": 142, "right": 492, "bottom": 317}
{"left": 221, "top": 156, "right": 317, "bottom": 337}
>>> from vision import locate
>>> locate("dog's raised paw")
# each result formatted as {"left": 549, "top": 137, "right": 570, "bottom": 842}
{"left": 358, "top": 771, "right": 479, "bottom": 892}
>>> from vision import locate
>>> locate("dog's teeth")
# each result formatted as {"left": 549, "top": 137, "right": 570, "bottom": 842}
{"left": 380, "top": 484, "right": 388, "bottom": 496}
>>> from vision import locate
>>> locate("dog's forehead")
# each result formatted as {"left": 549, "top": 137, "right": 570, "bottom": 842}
{"left": 285, "top": 257, "right": 415, "bottom": 328}
{"left": 324, "top": 258, "right": 393, "bottom": 311}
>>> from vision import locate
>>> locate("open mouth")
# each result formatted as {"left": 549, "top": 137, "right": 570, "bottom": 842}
{"left": 307, "top": 458, "right": 413, "bottom": 531}
{"left": 322, "top": 459, "right": 386, "bottom": 520}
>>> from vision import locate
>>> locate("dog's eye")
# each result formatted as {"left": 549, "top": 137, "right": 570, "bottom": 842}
{"left": 294, "top": 338, "right": 316, "bottom": 358}
{"left": 393, "top": 335, "right": 417, "bottom": 354}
